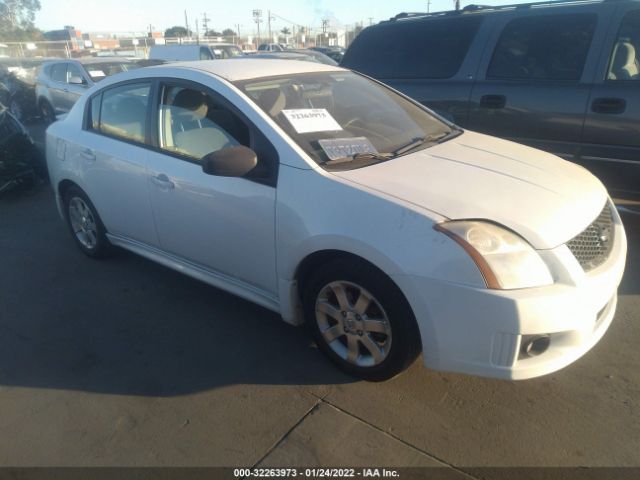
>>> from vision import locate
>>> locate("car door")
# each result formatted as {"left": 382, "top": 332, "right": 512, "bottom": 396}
{"left": 47, "top": 62, "right": 69, "bottom": 114}
{"left": 63, "top": 62, "right": 90, "bottom": 109}
{"left": 77, "top": 81, "right": 159, "bottom": 246}
{"left": 146, "top": 80, "right": 279, "bottom": 295}
{"left": 580, "top": 6, "right": 640, "bottom": 198}
{"left": 466, "top": 7, "right": 612, "bottom": 159}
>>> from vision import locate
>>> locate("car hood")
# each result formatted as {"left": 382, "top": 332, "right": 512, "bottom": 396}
{"left": 331, "top": 131, "right": 608, "bottom": 249}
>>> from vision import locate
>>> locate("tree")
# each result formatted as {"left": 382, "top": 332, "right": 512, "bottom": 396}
{"left": 205, "top": 29, "right": 221, "bottom": 37}
{"left": 0, "top": 0, "right": 41, "bottom": 40}
{"left": 222, "top": 28, "right": 235, "bottom": 37}
{"left": 164, "top": 26, "right": 190, "bottom": 38}
{"left": 280, "top": 27, "right": 291, "bottom": 36}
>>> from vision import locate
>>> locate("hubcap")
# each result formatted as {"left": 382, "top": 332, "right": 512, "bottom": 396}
{"left": 68, "top": 197, "right": 98, "bottom": 249}
{"left": 315, "top": 281, "right": 392, "bottom": 367}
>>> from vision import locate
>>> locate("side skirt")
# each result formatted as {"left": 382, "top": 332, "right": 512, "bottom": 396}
{"left": 106, "top": 233, "right": 281, "bottom": 314}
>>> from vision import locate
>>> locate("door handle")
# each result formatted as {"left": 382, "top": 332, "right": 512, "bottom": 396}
{"left": 592, "top": 97, "right": 626, "bottom": 115}
{"left": 480, "top": 94, "right": 507, "bottom": 109}
{"left": 80, "top": 148, "right": 95, "bottom": 162}
{"left": 151, "top": 173, "right": 175, "bottom": 190}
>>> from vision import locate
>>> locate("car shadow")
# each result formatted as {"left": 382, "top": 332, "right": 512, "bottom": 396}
{"left": 0, "top": 186, "right": 354, "bottom": 397}
{"left": 618, "top": 209, "right": 639, "bottom": 296}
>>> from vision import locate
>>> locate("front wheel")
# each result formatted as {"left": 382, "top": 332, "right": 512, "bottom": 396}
{"left": 303, "top": 258, "right": 421, "bottom": 381}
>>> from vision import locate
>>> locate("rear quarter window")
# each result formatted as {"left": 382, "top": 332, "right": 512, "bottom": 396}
{"left": 342, "top": 16, "right": 483, "bottom": 79}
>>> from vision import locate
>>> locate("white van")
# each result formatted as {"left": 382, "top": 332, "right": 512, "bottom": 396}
{"left": 149, "top": 45, "right": 216, "bottom": 61}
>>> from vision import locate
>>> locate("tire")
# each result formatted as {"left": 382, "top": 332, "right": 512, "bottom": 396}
{"left": 303, "top": 258, "right": 421, "bottom": 381}
{"left": 39, "top": 99, "right": 56, "bottom": 125}
{"left": 63, "top": 186, "right": 111, "bottom": 258}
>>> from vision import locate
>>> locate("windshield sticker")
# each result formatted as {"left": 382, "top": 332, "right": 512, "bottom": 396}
{"left": 318, "top": 137, "right": 379, "bottom": 161}
{"left": 282, "top": 109, "right": 343, "bottom": 134}
{"left": 88, "top": 70, "right": 106, "bottom": 77}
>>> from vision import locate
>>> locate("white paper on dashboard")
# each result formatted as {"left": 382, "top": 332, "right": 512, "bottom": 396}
{"left": 282, "top": 109, "right": 343, "bottom": 134}
{"left": 88, "top": 70, "right": 105, "bottom": 77}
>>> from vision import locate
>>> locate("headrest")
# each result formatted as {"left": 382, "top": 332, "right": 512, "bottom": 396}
{"left": 173, "top": 89, "right": 208, "bottom": 120}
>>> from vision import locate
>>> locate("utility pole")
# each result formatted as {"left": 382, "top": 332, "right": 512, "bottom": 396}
{"left": 268, "top": 10, "right": 272, "bottom": 42}
{"left": 184, "top": 10, "right": 190, "bottom": 38}
{"left": 454, "top": 0, "right": 461, "bottom": 10}
{"left": 368, "top": 17, "right": 373, "bottom": 26}
{"left": 427, "top": 0, "right": 431, "bottom": 13}
{"left": 253, "top": 9, "right": 263, "bottom": 45}
{"left": 195, "top": 18, "right": 199, "bottom": 43}
{"left": 321, "top": 18, "right": 329, "bottom": 47}
{"left": 236, "top": 23, "right": 241, "bottom": 39}
{"left": 202, "top": 13, "right": 210, "bottom": 35}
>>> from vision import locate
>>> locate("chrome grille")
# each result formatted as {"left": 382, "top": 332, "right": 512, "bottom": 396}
{"left": 567, "top": 204, "right": 615, "bottom": 272}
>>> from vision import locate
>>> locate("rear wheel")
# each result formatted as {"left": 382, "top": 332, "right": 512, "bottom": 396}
{"left": 64, "top": 186, "right": 111, "bottom": 258}
{"left": 303, "top": 258, "right": 421, "bottom": 381}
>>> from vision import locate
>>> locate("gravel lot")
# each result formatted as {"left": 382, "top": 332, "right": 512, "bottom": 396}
{"left": 0, "top": 126, "right": 638, "bottom": 471}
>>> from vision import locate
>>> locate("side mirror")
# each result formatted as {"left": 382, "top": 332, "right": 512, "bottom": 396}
{"left": 201, "top": 145, "right": 258, "bottom": 177}
{"left": 68, "top": 76, "right": 85, "bottom": 85}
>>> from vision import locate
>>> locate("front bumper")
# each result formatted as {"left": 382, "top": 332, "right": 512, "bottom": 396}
{"left": 393, "top": 207, "right": 627, "bottom": 380}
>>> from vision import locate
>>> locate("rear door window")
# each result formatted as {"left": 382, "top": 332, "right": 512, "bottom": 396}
{"left": 487, "top": 13, "right": 597, "bottom": 81}
{"left": 342, "top": 16, "right": 483, "bottom": 79}
{"left": 90, "top": 83, "right": 151, "bottom": 144}
{"left": 607, "top": 10, "right": 640, "bottom": 81}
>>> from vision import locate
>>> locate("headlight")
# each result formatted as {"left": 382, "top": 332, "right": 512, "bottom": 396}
{"left": 435, "top": 221, "right": 553, "bottom": 290}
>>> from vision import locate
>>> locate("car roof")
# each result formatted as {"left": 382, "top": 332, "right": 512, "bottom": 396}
{"left": 158, "top": 58, "right": 344, "bottom": 81}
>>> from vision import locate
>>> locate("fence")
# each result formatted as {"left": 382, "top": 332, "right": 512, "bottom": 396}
{"left": 0, "top": 29, "right": 360, "bottom": 60}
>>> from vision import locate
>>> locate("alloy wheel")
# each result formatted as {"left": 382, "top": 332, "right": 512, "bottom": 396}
{"left": 68, "top": 196, "right": 98, "bottom": 249}
{"left": 315, "top": 280, "right": 392, "bottom": 368}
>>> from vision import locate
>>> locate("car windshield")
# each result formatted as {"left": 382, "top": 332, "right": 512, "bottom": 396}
{"left": 83, "top": 62, "right": 139, "bottom": 82}
{"left": 235, "top": 71, "right": 457, "bottom": 169}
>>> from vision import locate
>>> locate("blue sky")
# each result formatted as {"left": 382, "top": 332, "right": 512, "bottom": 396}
{"left": 36, "top": 0, "right": 534, "bottom": 34}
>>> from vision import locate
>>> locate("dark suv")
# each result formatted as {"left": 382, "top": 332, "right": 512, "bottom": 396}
{"left": 342, "top": 0, "right": 640, "bottom": 199}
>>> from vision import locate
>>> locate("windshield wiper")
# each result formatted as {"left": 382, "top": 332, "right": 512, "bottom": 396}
{"left": 322, "top": 151, "right": 392, "bottom": 166}
{"left": 391, "top": 130, "right": 460, "bottom": 156}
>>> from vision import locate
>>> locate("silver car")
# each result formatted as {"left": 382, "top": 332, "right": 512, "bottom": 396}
{"left": 36, "top": 57, "right": 139, "bottom": 123}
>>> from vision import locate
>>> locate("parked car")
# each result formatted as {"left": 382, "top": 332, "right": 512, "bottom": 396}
{"left": 149, "top": 45, "right": 218, "bottom": 62}
{"left": 257, "top": 43, "right": 285, "bottom": 52}
{"left": 46, "top": 59, "right": 626, "bottom": 381}
{"left": 0, "top": 58, "right": 53, "bottom": 123}
{"left": 290, "top": 49, "right": 338, "bottom": 66}
{"left": 342, "top": 0, "right": 640, "bottom": 199}
{"left": 36, "top": 57, "right": 139, "bottom": 123}
{"left": 311, "top": 46, "right": 345, "bottom": 63}
{"left": 0, "top": 106, "right": 45, "bottom": 195}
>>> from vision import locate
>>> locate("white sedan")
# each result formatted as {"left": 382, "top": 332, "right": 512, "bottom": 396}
{"left": 46, "top": 59, "right": 627, "bottom": 381}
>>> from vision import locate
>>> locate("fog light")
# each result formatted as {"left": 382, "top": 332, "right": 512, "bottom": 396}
{"left": 519, "top": 335, "right": 551, "bottom": 359}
